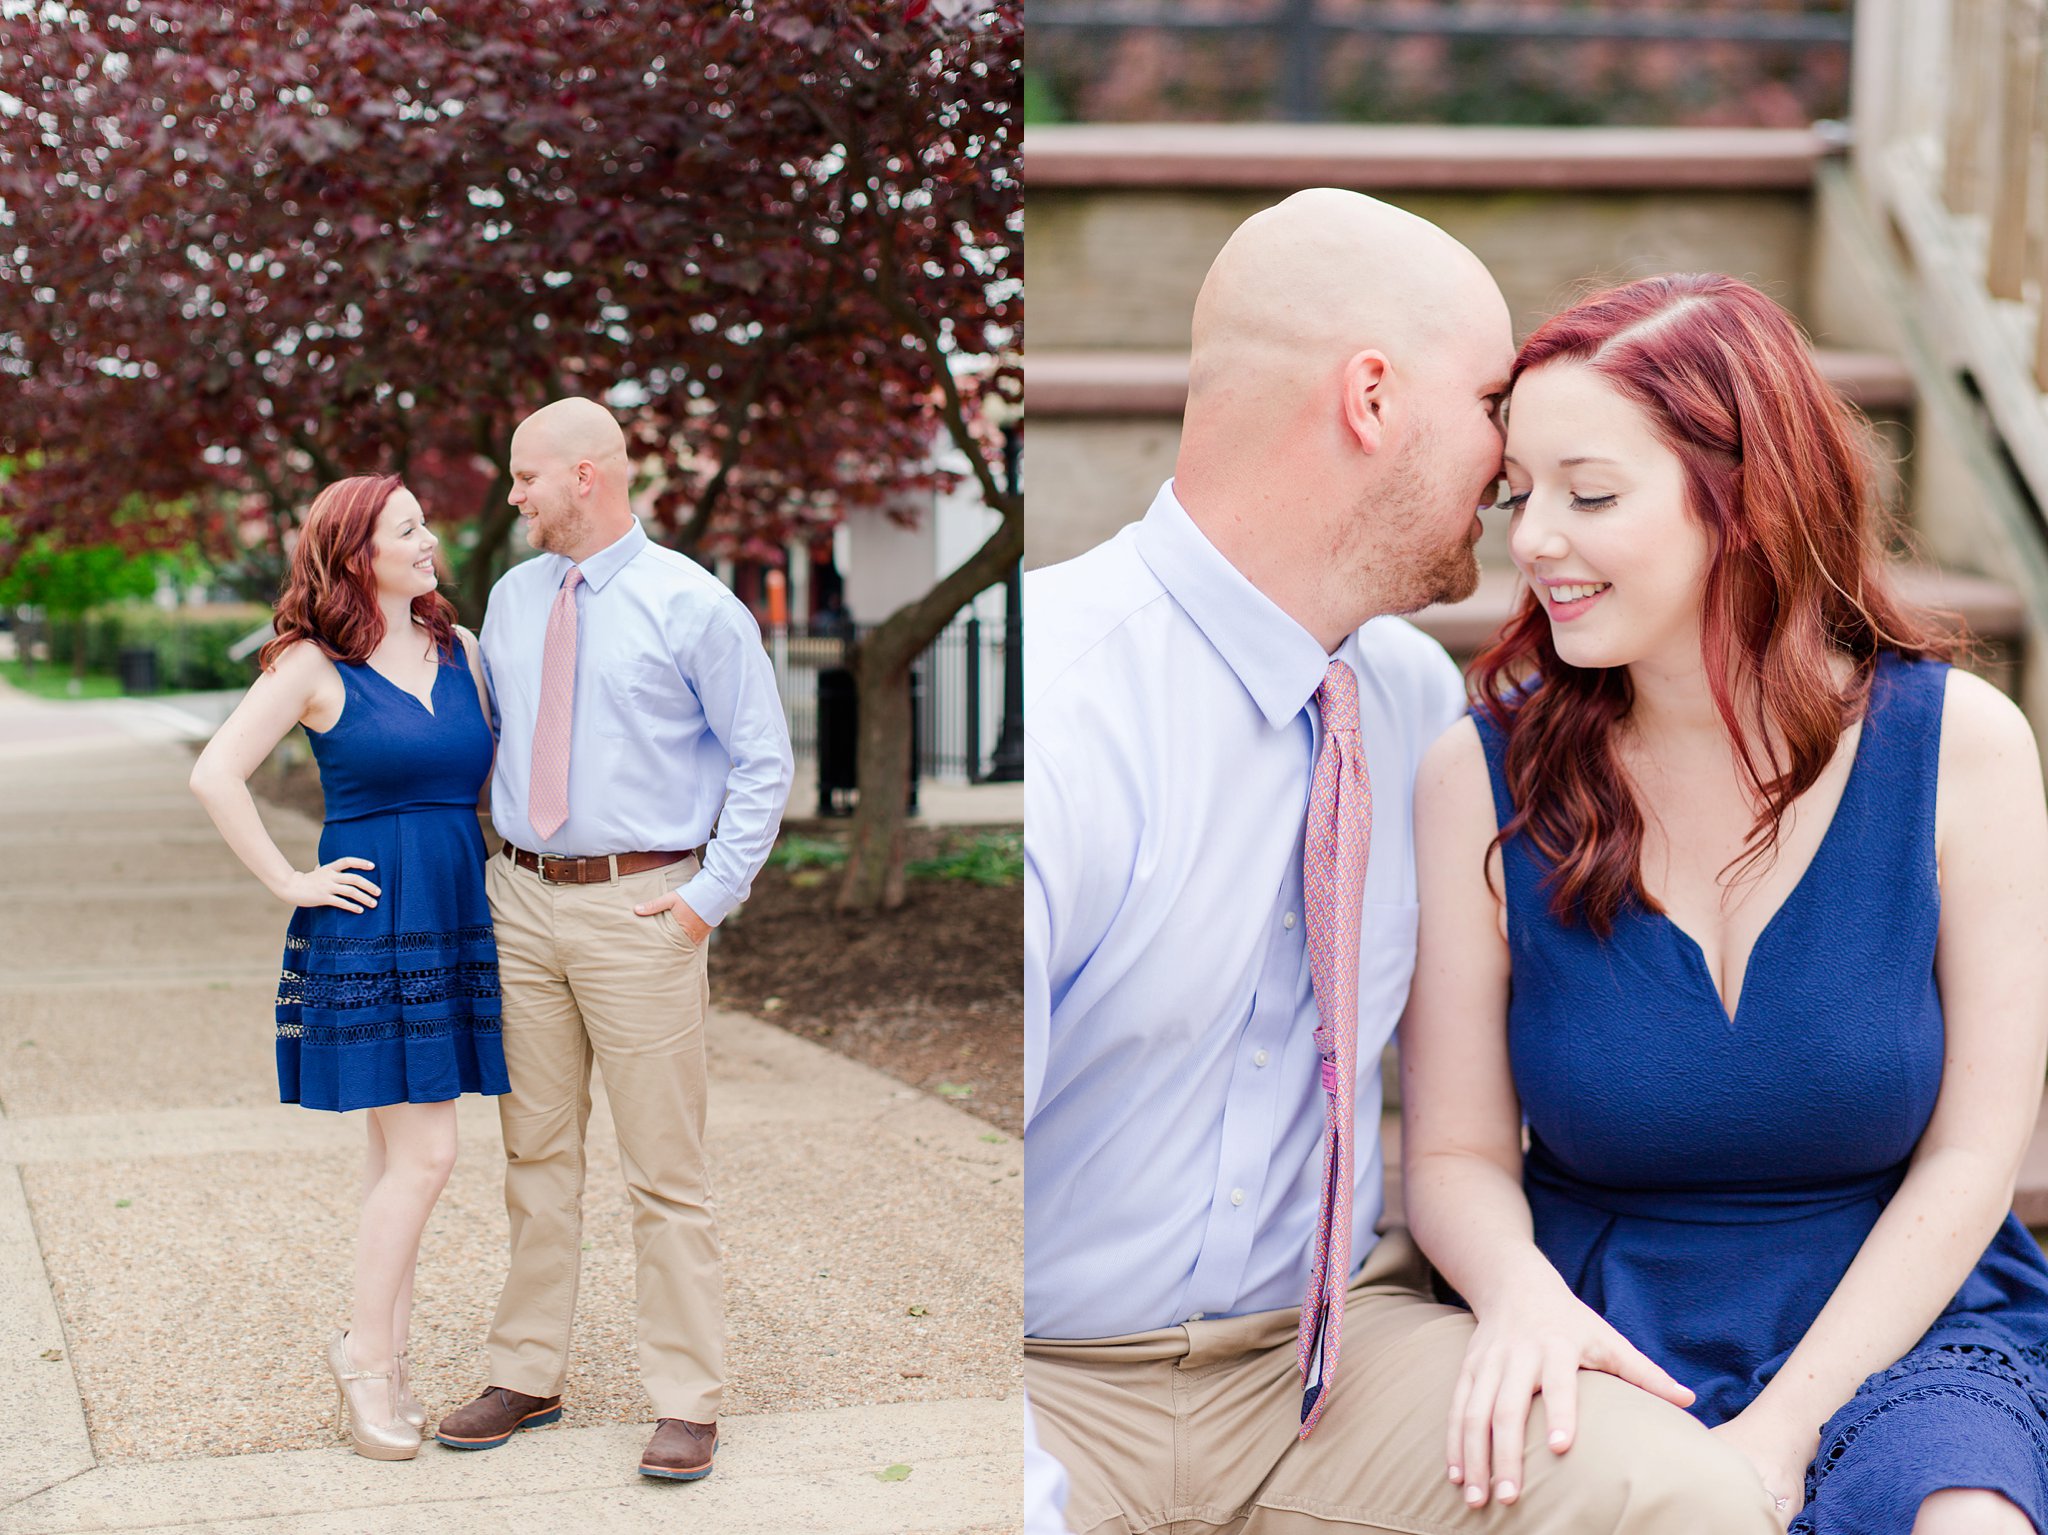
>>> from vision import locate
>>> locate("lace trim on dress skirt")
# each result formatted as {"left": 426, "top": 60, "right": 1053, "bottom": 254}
{"left": 282, "top": 924, "right": 496, "bottom": 959}
{"left": 1798, "top": 1335, "right": 2048, "bottom": 1526}
{"left": 275, "top": 961, "right": 501, "bottom": 1012}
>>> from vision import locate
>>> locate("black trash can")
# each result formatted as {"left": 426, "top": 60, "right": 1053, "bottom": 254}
{"left": 816, "top": 666, "right": 858, "bottom": 817}
{"left": 907, "top": 663, "right": 922, "bottom": 816}
{"left": 117, "top": 647, "right": 160, "bottom": 696}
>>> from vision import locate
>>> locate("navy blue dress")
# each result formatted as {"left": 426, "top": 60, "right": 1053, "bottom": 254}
{"left": 274, "top": 644, "right": 509, "bottom": 1113}
{"left": 1475, "top": 653, "right": 2048, "bottom": 1532}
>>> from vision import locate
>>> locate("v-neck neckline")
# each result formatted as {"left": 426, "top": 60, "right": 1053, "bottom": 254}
{"left": 1648, "top": 683, "right": 1877, "bottom": 1028}
{"left": 361, "top": 654, "right": 443, "bottom": 718}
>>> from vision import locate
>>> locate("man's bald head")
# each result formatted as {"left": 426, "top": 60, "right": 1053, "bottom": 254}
{"left": 1173, "top": 190, "right": 1514, "bottom": 649}
{"left": 1188, "top": 188, "right": 1505, "bottom": 408}
{"left": 507, "top": 397, "right": 635, "bottom": 561}
{"left": 512, "top": 396, "right": 629, "bottom": 472}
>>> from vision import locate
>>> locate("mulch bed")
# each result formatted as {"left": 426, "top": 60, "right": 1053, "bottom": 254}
{"left": 709, "top": 819, "right": 1022, "bottom": 1137}
{"left": 240, "top": 747, "right": 1021, "bottom": 1135}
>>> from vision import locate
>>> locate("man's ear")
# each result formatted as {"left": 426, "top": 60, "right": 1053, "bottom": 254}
{"left": 1341, "top": 349, "right": 1392, "bottom": 455}
{"left": 575, "top": 458, "right": 597, "bottom": 496}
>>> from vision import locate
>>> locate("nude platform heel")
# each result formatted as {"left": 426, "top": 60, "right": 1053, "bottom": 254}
{"left": 327, "top": 1329, "right": 421, "bottom": 1461}
{"left": 392, "top": 1347, "right": 428, "bottom": 1433}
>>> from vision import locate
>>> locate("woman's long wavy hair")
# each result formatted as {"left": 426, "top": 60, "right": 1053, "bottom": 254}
{"left": 258, "top": 474, "right": 455, "bottom": 670}
{"left": 1472, "top": 273, "right": 1960, "bottom": 936}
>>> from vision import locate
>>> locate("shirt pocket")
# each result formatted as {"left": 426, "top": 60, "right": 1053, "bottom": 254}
{"left": 598, "top": 656, "right": 686, "bottom": 738}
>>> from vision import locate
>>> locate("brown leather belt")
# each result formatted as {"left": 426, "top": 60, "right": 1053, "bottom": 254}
{"left": 502, "top": 842, "right": 703, "bottom": 885}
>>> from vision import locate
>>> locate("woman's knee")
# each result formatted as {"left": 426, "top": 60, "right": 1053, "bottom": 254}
{"left": 1913, "top": 1487, "right": 2035, "bottom": 1535}
{"left": 370, "top": 1103, "right": 459, "bottom": 1187}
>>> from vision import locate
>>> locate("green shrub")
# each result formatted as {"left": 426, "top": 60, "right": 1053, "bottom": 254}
{"left": 907, "top": 830, "right": 1023, "bottom": 887}
{"left": 768, "top": 834, "right": 849, "bottom": 872}
{"left": 48, "top": 602, "right": 270, "bottom": 691}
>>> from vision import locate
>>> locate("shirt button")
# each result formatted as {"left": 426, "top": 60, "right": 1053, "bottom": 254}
{"left": 1283, "top": 912, "right": 1297, "bottom": 930}
{"left": 1187, "top": 1311, "right": 1206, "bottom": 1322}
{"left": 1230, "top": 1188, "right": 1246, "bottom": 1207}
{"left": 1254, "top": 1049, "right": 1270, "bottom": 1067}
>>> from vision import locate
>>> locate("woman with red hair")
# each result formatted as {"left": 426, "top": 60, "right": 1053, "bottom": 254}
{"left": 1402, "top": 274, "right": 2048, "bottom": 1533}
{"left": 191, "top": 474, "right": 508, "bottom": 1461}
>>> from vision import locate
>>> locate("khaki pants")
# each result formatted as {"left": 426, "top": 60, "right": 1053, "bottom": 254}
{"left": 1025, "top": 1231, "right": 1780, "bottom": 1535}
{"left": 483, "top": 850, "right": 721, "bottom": 1423}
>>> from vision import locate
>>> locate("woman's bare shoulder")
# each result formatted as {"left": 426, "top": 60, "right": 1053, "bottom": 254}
{"left": 1419, "top": 712, "right": 1487, "bottom": 793}
{"left": 266, "top": 638, "right": 340, "bottom": 685}
{"left": 1936, "top": 665, "right": 2043, "bottom": 833}
{"left": 1940, "top": 664, "right": 2034, "bottom": 752}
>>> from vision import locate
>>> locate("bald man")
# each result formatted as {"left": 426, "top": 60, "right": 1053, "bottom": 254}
{"left": 1022, "top": 193, "right": 1776, "bottom": 1532}
{"left": 437, "top": 398, "right": 793, "bottom": 1482}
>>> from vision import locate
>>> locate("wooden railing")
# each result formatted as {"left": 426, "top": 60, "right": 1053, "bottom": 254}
{"left": 1853, "top": 0, "right": 2048, "bottom": 494}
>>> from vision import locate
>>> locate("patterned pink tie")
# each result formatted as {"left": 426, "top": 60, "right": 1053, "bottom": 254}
{"left": 528, "top": 566, "right": 583, "bottom": 840}
{"left": 1297, "top": 658, "right": 1372, "bottom": 1438}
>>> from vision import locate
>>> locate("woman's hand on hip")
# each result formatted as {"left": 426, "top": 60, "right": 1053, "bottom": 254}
{"left": 280, "top": 857, "right": 380, "bottom": 913}
{"left": 1449, "top": 1271, "right": 1694, "bottom": 1510}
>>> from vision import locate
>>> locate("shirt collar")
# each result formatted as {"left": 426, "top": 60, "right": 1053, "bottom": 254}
{"left": 1133, "top": 481, "right": 1335, "bottom": 730}
{"left": 545, "top": 519, "right": 647, "bottom": 594}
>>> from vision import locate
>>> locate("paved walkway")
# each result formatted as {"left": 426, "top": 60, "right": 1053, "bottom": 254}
{"left": 0, "top": 683, "right": 1022, "bottom": 1534}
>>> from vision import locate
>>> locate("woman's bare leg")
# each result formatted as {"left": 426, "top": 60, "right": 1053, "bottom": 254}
{"left": 347, "top": 1099, "right": 457, "bottom": 1374}
{"left": 1911, "top": 1488, "right": 2034, "bottom": 1535}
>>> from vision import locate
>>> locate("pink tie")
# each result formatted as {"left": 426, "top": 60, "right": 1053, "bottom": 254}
{"left": 528, "top": 566, "right": 583, "bottom": 840}
{"left": 1297, "top": 658, "right": 1372, "bottom": 1438}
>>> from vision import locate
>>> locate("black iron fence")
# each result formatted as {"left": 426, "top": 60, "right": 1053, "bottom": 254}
{"left": 770, "top": 612, "right": 1017, "bottom": 792}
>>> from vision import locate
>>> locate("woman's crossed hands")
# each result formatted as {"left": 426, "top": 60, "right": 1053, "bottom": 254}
{"left": 1449, "top": 1269, "right": 1694, "bottom": 1510}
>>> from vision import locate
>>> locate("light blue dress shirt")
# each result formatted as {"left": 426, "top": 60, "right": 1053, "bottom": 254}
{"left": 1024, "top": 481, "right": 1467, "bottom": 1341}
{"left": 479, "top": 521, "right": 794, "bottom": 927}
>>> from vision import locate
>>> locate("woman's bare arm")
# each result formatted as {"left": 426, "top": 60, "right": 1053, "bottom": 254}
{"left": 188, "top": 641, "right": 380, "bottom": 912}
{"left": 1402, "top": 715, "right": 1692, "bottom": 1511}
{"left": 1723, "top": 667, "right": 2048, "bottom": 1469}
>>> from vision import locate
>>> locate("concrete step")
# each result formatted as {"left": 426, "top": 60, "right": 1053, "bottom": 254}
{"left": 1379, "top": 1097, "right": 2048, "bottom": 1234}
{"left": 1029, "top": 124, "right": 1835, "bottom": 193}
{"left": 1028, "top": 346, "right": 1917, "bottom": 417}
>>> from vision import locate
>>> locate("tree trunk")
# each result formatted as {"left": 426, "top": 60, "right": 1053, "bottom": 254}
{"left": 834, "top": 500, "right": 1022, "bottom": 913}
{"left": 453, "top": 465, "right": 516, "bottom": 628}
{"left": 837, "top": 642, "right": 914, "bottom": 910}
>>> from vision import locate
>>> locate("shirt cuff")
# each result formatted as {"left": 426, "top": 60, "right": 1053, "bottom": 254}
{"left": 677, "top": 872, "right": 737, "bottom": 928}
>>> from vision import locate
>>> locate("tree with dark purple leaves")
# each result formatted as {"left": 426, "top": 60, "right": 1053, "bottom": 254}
{"left": 1, "top": 0, "right": 1019, "bottom": 911}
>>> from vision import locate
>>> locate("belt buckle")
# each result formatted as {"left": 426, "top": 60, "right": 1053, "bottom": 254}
{"left": 536, "top": 852, "right": 571, "bottom": 884}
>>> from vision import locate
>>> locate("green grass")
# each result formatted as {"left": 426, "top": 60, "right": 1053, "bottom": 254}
{"left": 906, "top": 830, "right": 1022, "bottom": 888}
{"left": 768, "top": 828, "right": 1022, "bottom": 888}
{"left": 0, "top": 659, "right": 124, "bottom": 700}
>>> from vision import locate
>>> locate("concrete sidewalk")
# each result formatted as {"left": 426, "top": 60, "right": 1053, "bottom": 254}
{"left": 0, "top": 684, "right": 1022, "bottom": 1534}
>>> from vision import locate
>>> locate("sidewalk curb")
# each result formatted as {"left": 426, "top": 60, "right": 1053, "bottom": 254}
{"left": 0, "top": 1138, "right": 97, "bottom": 1507}
{"left": 2, "top": 1396, "right": 1022, "bottom": 1534}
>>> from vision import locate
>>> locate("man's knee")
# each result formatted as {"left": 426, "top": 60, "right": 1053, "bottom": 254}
{"left": 1550, "top": 1375, "right": 1780, "bottom": 1535}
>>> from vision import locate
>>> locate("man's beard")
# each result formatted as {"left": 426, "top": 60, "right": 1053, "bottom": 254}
{"left": 1405, "top": 522, "right": 1481, "bottom": 612}
{"left": 529, "top": 491, "right": 588, "bottom": 555}
{"left": 1362, "top": 443, "right": 1484, "bottom": 617}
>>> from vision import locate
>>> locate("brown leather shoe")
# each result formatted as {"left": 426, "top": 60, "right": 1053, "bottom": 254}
{"left": 639, "top": 1417, "right": 717, "bottom": 1480}
{"left": 433, "top": 1385, "right": 563, "bottom": 1449}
